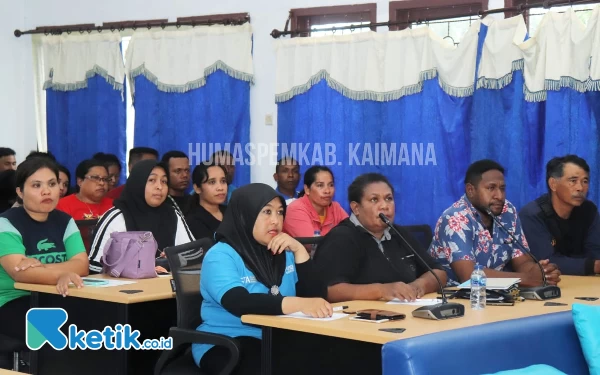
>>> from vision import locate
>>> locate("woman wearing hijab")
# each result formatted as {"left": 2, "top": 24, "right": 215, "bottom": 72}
{"left": 192, "top": 183, "right": 331, "bottom": 375}
{"left": 88, "top": 160, "right": 194, "bottom": 274}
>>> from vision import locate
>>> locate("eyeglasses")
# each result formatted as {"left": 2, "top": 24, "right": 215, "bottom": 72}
{"left": 106, "top": 174, "right": 118, "bottom": 183}
{"left": 84, "top": 175, "right": 109, "bottom": 184}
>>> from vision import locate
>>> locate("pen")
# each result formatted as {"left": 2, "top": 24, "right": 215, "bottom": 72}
{"left": 333, "top": 305, "right": 349, "bottom": 312}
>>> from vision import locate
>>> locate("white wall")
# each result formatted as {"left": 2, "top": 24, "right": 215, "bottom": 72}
{"left": 0, "top": 0, "right": 36, "bottom": 161}
{"left": 3, "top": 0, "right": 504, "bottom": 184}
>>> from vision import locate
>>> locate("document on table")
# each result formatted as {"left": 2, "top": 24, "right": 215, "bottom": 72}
{"left": 458, "top": 278, "right": 520, "bottom": 290}
{"left": 77, "top": 278, "right": 137, "bottom": 288}
{"left": 277, "top": 312, "right": 348, "bottom": 321}
{"left": 386, "top": 298, "right": 440, "bottom": 306}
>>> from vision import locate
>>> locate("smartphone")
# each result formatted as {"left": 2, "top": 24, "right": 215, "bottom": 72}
{"left": 575, "top": 297, "right": 599, "bottom": 301}
{"left": 379, "top": 328, "right": 406, "bottom": 333}
{"left": 349, "top": 316, "right": 389, "bottom": 324}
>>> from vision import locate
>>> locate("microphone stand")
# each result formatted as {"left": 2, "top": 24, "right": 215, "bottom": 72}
{"left": 485, "top": 209, "right": 561, "bottom": 300}
{"left": 379, "top": 213, "right": 464, "bottom": 320}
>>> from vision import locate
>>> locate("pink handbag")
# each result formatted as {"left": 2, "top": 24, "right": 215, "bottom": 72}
{"left": 101, "top": 231, "right": 158, "bottom": 279}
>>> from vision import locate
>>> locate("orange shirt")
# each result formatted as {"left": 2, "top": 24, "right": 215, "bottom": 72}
{"left": 283, "top": 195, "right": 348, "bottom": 238}
{"left": 55, "top": 194, "right": 114, "bottom": 220}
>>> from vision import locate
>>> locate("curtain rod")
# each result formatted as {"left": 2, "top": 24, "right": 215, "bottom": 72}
{"left": 14, "top": 15, "right": 250, "bottom": 38}
{"left": 270, "top": 0, "right": 597, "bottom": 38}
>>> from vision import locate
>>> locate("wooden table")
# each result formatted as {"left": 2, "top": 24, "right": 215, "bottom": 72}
{"left": 242, "top": 276, "right": 600, "bottom": 374}
{"left": 15, "top": 274, "right": 177, "bottom": 375}
{"left": 0, "top": 370, "right": 29, "bottom": 375}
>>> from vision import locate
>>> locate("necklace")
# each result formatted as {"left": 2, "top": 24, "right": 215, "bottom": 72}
{"left": 77, "top": 194, "right": 96, "bottom": 220}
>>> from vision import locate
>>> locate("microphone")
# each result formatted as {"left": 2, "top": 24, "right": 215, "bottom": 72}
{"left": 485, "top": 209, "right": 561, "bottom": 301}
{"left": 379, "top": 213, "right": 464, "bottom": 320}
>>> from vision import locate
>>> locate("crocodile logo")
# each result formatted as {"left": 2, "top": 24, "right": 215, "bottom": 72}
{"left": 37, "top": 239, "right": 56, "bottom": 252}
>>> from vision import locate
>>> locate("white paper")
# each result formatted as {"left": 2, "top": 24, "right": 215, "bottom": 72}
{"left": 386, "top": 298, "right": 441, "bottom": 306}
{"left": 277, "top": 312, "right": 348, "bottom": 321}
{"left": 77, "top": 278, "right": 137, "bottom": 288}
{"left": 458, "top": 278, "right": 520, "bottom": 290}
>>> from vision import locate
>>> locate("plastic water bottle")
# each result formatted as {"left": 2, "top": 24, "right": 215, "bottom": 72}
{"left": 470, "top": 264, "right": 486, "bottom": 310}
{"left": 310, "top": 230, "right": 321, "bottom": 258}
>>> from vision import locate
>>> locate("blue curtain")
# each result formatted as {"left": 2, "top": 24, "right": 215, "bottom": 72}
{"left": 278, "top": 25, "right": 600, "bottom": 228}
{"left": 132, "top": 70, "right": 251, "bottom": 188}
{"left": 46, "top": 75, "right": 127, "bottom": 183}
{"left": 278, "top": 79, "right": 472, "bottom": 227}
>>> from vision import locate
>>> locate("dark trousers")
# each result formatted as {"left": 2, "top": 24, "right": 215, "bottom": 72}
{"left": 200, "top": 336, "right": 261, "bottom": 375}
{"left": 0, "top": 296, "right": 30, "bottom": 369}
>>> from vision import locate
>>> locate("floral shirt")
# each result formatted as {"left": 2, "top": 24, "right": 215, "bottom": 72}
{"left": 428, "top": 194, "right": 527, "bottom": 285}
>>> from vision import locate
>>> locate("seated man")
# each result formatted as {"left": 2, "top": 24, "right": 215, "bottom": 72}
{"left": 520, "top": 155, "right": 600, "bottom": 276}
{"left": 106, "top": 147, "right": 158, "bottom": 199}
{"left": 428, "top": 160, "right": 560, "bottom": 286}
{"left": 273, "top": 157, "right": 300, "bottom": 204}
{"left": 161, "top": 150, "right": 191, "bottom": 211}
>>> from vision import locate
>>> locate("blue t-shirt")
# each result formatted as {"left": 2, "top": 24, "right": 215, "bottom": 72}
{"left": 191, "top": 242, "right": 298, "bottom": 366}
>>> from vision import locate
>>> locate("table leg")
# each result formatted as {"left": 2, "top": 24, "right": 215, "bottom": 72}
{"left": 261, "top": 327, "right": 272, "bottom": 375}
{"left": 29, "top": 292, "right": 39, "bottom": 375}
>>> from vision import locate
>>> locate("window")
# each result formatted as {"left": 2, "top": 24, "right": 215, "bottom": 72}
{"left": 289, "top": 4, "right": 377, "bottom": 37}
{"left": 389, "top": 0, "right": 487, "bottom": 45}
{"left": 506, "top": 1, "right": 596, "bottom": 35}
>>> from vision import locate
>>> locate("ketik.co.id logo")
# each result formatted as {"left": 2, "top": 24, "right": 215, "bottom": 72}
{"left": 26, "top": 308, "right": 172, "bottom": 350}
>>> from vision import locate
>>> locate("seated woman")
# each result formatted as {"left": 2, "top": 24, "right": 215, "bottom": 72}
{"left": 0, "top": 158, "right": 89, "bottom": 368}
{"left": 57, "top": 164, "right": 71, "bottom": 198}
{"left": 184, "top": 161, "right": 228, "bottom": 240}
{"left": 55, "top": 159, "right": 113, "bottom": 220}
{"left": 193, "top": 183, "right": 330, "bottom": 375}
{"left": 314, "top": 173, "right": 446, "bottom": 303}
{"left": 283, "top": 166, "right": 348, "bottom": 246}
{"left": 88, "top": 160, "right": 194, "bottom": 274}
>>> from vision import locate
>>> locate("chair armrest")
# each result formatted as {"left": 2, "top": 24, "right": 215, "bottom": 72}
{"left": 154, "top": 327, "right": 240, "bottom": 375}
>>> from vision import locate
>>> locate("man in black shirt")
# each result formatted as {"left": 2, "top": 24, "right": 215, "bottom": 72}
{"left": 520, "top": 155, "right": 600, "bottom": 276}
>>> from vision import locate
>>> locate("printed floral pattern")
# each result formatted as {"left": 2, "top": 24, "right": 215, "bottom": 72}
{"left": 428, "top": 195, "right": 527, "bottom": 285}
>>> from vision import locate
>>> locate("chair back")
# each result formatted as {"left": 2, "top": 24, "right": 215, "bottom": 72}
{"left": 75, "top": 219, "right": 99, "bottom": 255}
{"left": 403, "top": 224, "right": 433, "bottom": 250}
{"left": 164, "top": 237, "right": 215, "bottom": 330}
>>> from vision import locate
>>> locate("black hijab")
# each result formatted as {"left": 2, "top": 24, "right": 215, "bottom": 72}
{"left": 216, "top": 183, "right": 287, "bottom": 295}
{"left": 114, "top": 160, "right": 177, "bottom": 252}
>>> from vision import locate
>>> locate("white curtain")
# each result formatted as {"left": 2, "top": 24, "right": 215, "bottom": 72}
{"left": 274, "top": 23, "right": 481, "bottom": 103}
{"left": 478, "top": 5, "right": 600, "bottom": 101}
{"left": 125, "top": 23, "right": 254, "bottom": 99}
{"left": 32, "top": 33, "right": 125, "bottom": 151}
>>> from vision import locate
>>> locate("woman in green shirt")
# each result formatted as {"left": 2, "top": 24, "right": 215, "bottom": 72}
{"left": 0, "top": 157, "right": 89, "bottom": 369}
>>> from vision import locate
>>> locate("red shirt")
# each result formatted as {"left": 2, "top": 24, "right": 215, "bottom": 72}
{"left": 56, "top": 194, "right": 114, "bottom": 220}
{"left": 106, "top": 185, "right": 125, "bottom": 199}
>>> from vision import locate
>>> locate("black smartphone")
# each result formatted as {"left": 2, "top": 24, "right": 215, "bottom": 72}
{"left": 544, "top": 302, "right": 567, "bottom": 306}
{"left": 575, "top": 297, "right": 599, "bottom": 301}
{"left": 379, "top": 328, "right": 406, "bottom": 333}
